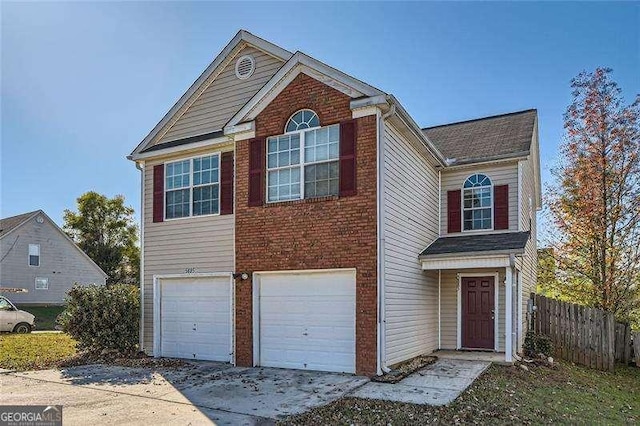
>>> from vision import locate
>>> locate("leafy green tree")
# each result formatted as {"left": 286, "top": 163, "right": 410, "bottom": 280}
{"left": 64, "top": 192, "right": 139, "bottom": 285}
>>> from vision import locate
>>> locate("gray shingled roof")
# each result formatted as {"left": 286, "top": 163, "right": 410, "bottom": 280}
{"left": 0, "top": 211, "right": 39, "bottom": 238}
{"left": 423, "top": 109, "right": 536, "bottom": 165}
{"left": 419, "top": 232, "right": 530, "bottom": 257}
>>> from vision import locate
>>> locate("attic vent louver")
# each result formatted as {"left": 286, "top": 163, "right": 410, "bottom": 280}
{"left": 235, "top": 55, "right": 255, "bottom": 80}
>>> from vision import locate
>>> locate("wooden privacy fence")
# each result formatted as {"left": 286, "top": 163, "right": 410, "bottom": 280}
{"left": 532, "top": 294, "right": 634, "bottom": 372}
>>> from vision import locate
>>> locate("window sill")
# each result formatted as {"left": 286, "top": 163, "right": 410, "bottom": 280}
{"left": 263, "top": 195, "right": 339, "bottom": 207}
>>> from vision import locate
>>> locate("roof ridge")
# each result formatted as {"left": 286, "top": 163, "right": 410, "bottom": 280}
{"left": 422, "top": 109, "right": 537, "bottom": 130}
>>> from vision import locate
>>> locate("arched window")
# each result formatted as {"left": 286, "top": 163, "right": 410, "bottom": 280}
{"left": 463, "top": 174, "right": 492, "bottom": 230}
{"left": 285, "top": 109, "right": 320, "bottom": 133}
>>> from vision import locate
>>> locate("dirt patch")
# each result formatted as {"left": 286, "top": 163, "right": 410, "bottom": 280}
{"left": 58, "top": 351, "right": 188, "bottom": 369}
{"left": 371, "top": 355, "right": 438, "bottom": 383}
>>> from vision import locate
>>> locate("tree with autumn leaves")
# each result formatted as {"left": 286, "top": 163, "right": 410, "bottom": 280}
{"left": 541, "top": 68, "right": 640, "bottom": 327}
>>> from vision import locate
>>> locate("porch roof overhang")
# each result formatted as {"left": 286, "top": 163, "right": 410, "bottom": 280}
{"left": 419, "top": 232, "right": 529, "bottom": 270}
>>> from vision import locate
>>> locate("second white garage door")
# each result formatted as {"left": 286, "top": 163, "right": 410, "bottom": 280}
{"left": 256, "top": 269, "right": 356, "bottom": 373}
{"left": 157, "top": 275, "right": 232, "bottom": 362}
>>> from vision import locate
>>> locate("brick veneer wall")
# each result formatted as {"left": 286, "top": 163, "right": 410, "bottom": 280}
{"left": 235, "top": 73, "right": 378, "bottom": 375}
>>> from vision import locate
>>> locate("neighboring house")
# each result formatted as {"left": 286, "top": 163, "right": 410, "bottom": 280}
{"left": 128, "top": 30, "right": 541, "bottom": 376}
{"left": 0, "top": 210, "right": 107, "bottom": 305}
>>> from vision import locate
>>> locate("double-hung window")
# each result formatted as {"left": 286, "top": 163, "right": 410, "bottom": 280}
{"left": 462, "top": 174, "right": 493, "bottom": 230}
{"left": 165, "top": 154, "right": 220, "bottom": 219}
{"left": 28, "top": 244, "right": 40, "bottom": 267}
{"left": 267, "top": 109, "right": 339, "bottom": 202}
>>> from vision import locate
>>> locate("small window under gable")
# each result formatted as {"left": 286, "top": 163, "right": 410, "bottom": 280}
{"left": 463, "top": 174, "right": 493, "bottom": 231}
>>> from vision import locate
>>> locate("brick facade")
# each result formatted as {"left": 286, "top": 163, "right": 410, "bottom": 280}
{"left": 235, "top": 73, "right": 379, "bottom": 375}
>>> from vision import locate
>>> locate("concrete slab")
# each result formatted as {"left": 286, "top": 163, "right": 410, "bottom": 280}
{"left": 351, "top": 359, "right": 490, "bottom": 406}
{"left": 2, "top": 362, "right": 368, "bottom": 424}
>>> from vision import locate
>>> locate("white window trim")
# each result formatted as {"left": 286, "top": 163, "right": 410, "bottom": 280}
{"left": 164, "top": 151, "right": 222, "bottom": 221}
{"left": 35, "top": 277, "right": 49, "bottom": 290}
{"left": 266, "top": 124, "right": 339, "bottom": 203}
{"left": 28, "top": 244, "right": 40, "bottom": 267}
{"left": 461, "top": 174, "right": 494, "bottom": 232}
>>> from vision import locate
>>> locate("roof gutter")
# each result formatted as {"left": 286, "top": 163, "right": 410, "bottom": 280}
{"left": 350, "top": 95, "right": 447, "bottom": 166}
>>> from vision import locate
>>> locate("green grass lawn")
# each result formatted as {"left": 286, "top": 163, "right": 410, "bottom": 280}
{"left": 0, "top": 333, "right": 77, "bottom": 371}
{"left": 283, "top": 361, "right": 640, "bottom": 425}
{"left": 16, "top": 305, "right": 65, "bottom": 330}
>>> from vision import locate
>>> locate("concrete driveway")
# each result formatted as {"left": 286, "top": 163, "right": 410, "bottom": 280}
{"left": 0, "top": 362, "right": 368, "bottom": 425}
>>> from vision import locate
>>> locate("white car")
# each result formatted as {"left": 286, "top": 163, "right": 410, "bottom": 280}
{"left": 0, "top": 296, "right": 35, "bottom": 333}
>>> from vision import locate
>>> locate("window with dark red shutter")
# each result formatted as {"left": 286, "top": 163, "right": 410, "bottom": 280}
{"left": 339, "top": 119, "right": 357, "bottom": 197}
{"left": 248, "top": 138, "right": 265, "bottom": 206}
{"left": 447, "top": 190, "right": 462, "bottom": 233}
{"left": 153, "top": 164, "right": 164, "bottom": 223}
{"left": 493, "top": 184, "right": 509, "bottom": 230}
{"left": 220, "top": 151, "right": 234, "bottom": 214}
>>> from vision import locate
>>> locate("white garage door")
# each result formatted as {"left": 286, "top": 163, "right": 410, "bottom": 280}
{"left": 158, "top": 275, "right": 232, "bottom": 362}
{"left": 257, "top": 269, "right": 356, "bottom": 373}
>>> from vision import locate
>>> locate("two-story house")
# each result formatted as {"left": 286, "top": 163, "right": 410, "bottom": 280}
{"left": 128, "top": 31, "right": 540, "bottom": 376}
{"left": 0, "top": 210, "right": 107, "bottom": 305}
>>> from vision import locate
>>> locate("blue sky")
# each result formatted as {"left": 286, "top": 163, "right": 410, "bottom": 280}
{"left": 2, "top": 1, "right": 638, "bottom": 227}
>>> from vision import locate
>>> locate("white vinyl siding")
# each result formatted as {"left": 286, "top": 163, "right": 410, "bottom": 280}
{"left": 157, "top": 46, "right": 285, "bottom": 144}
{"left": 142, "top": 152, "right": 235, "bottom": 352}
{"left": 382, "top": 121, "right": 440, "bottom": 366}
{"left": 519, "top": 155, "right": 538, "bottom": 347}
{"left": 441, "top": 162, "right": 519, "bottom": 236}
{"left": 0, "top": 216, "right": 106, "bottom": 305}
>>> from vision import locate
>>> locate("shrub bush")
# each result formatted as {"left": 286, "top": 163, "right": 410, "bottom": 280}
{"left": 59, "top": 283, "right": 139, "bottom": 354}
{"left": 523, "top": 331, "right": 554, "bottom": 358}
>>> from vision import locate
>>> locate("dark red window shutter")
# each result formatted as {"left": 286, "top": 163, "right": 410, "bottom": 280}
{"left": 339, "top": 119, "right": 357, "bottom": 197}
{"left": 153, "top": 164, "right": 164, "bottom": 223}
{"left": 248, "top": 138, "right": 265, "bottom": 207}
{"left": 494, "top": 184, "right": 509, "bottom": 230}
{"left": 220, "top": 151, "right": 234, "bottom": 215}
{"left": 447, "top": 190, "right": 461, "bottom": 233}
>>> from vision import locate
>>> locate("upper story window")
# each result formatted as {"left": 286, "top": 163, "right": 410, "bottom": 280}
{"left": 285, "top": 109, "right": 320, "bottom": 133}
{"left": 165, "top": 154, "right": 220, "bottom": 219}
{"left": 268, "top": 110, "right": 339, "bottom": 202}
{"left": 463, "top": 174, "right": 493, "bottom": 231}
{"left": 28, "top": 244, "right": 40, "bottom": 267}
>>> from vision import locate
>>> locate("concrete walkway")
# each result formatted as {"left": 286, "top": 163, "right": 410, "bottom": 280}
{"left": 351, "top": 358, "right": 490, "bottom": 405}
{"left": 0, "top": 362, "right": 368, "bottom": 425}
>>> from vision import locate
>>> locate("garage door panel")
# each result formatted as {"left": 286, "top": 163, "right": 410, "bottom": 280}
{"left": 258, "top": 270, "right": 356, "bottom": 373}
{"left": 159, "top": 276, "right": 231, "bottom": 362}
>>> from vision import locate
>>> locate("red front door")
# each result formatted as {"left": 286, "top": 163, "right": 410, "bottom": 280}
{"left": 462, "top": 276, "right": 495, "bottom": 350}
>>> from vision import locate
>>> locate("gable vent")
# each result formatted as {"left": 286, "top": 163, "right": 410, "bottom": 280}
{"left": 235, "top": 55, "right": 255, "bottom": 80}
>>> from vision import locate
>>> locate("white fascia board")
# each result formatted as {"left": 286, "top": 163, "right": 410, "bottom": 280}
{"left": 128, "top": 135, "right": 231, "bottom": 161}
{"left": 225, "top": 52, "right": 385, "bottom": 131}
{"left": 130, "top": 30, "right": 292, "bottom": 158}
{"left": 224, "top": 121, "right": 255, "bottom": 136}
{"left": 421, "top": 254, "right": 512, "bottom": 270}
{"left": 442, "top": 155, "right": 528, "bottom": 170}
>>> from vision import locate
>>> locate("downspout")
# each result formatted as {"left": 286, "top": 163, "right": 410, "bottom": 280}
{"left": 377, "top": 105, "right": 395, "bottom": 375}
{"left": 438, "top": 269, "right": 441, "bottom": 350}
{"left": 136, "top": 161, "right": 145, "bottom": 352}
